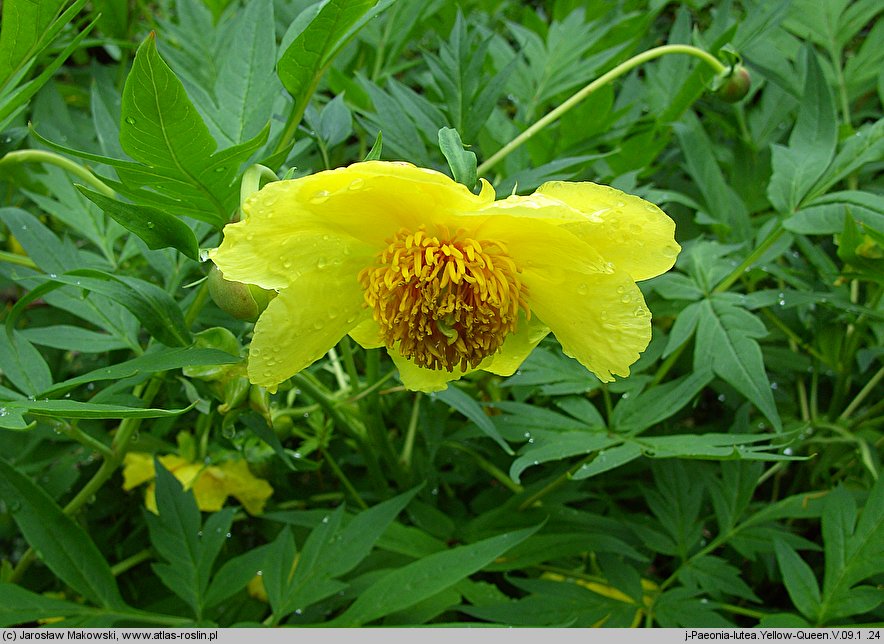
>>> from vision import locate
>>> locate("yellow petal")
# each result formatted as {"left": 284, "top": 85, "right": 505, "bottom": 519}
{"left": 191, "top": 467, "right": 229, "bottom": 512}
{"left": 348, "top": 318, "right": 385, "bottom": 349}
{"left": 211, "top": 161, "right": 493, "bottom": 291}
{"left": 247, "top": 260, "right": 370, "bottom": 392}
{"left": 144, "top": 482, "right": 158, "bottom": 514}
{"left": 536, "top": 181, "right": 680, "bottom": 281}
{"left": 122, "top": 452, "right": 155, "bottom": 490}
{"left": 389, "top": 348, "right": 472, "bottom": 392}
{"left": 218, "top": 459, "right": 273, "bottom": 515}
{"left": 484, "top": 314, "right": 550, "bottom": 377}
{"left": 527, "top": 267, "right": 652, "bottom": 382}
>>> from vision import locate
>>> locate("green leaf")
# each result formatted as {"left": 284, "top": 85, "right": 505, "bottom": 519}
{"left": 329, "top": 525, "right": 539, "bottom": 626}
{"left": 674, "top": 113, "right": 751, "bottom": 239}
{"left": 0, "top": 583, "right": 97, "bottom": 627}
{"left": 678, "top": 555, "right": 761, "bottom": 602}
{"left": 818, "top": 477, "right": 884, "bottom": 622}
{"left": 76, "top": 187, "right": 200, "bottom": 261}
{"left": 0, "top": 457, "right": 126, "bottom": 609}
{"left": 786, "top": 190, "right": 884, "bottom": 235}
{"left": 610, "top": 369, "right": 713, "bottom": 433}
{"left": 0, "top": 1, "right": 96, "bottom": 129}
{"left": 18, "top": 270, "right": 192, "bottom": 347}
{"left": 40, "top": 347, "right": 238, "bottom": 398}
{"left": 326, "top": 488, "right": 420, "bottom": 577}
{"left": 0, "top": 331, "right": 52, "bottom": 396}
{"left": 509, "top": 432, "right": 616, "bottom": 483}
{"left": 204, "top": 545, "right": 272, "bottom": 609}
{"left": 696, "top": 296, "right": 781, "bottom": 431}
{"left": 273, "top": 510, "right": 350, "bottom": 620}
{"left": 767, "top": 47, "right": 838, "bottom": 213}
{"left": 433, "top": 387, "right": 512, "bottom": 454}
{"left": 277, "top": 0, "right": 379, "bottom": 126}
{"left": 0, "top": 0, "right": 69, "bottom": 91}
{"left": 19, "top": 325, "right": 130, "bottom": 353}
{"left": 774, "top": 539, "right": 821, "bottom": 621}
{"left": 118, "top": 34, "right": 265, "bottom": 227}
{"left": 121, "top": 34, "right": 217, "bottom": 175}
{"left": 208, "top": 0, "right": 279, "bottom": 145}
{"left": 570, "top": 443, "right": 643, "bottom": 480}
{"left": 146, "top": 460, "right": 235, "bottom": 620}
{"left": 363, "top": 130, "right": 383, "bottom": 160}
{"left": 2, "top": 398, "right": 196, "bottom": 420}
{"left": 438, "top": 126, "right": 478, "bottom": 189}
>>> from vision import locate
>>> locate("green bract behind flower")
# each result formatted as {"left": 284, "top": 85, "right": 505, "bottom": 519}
{"left": 210, "top": 161, "right": 680, "bottom": 393}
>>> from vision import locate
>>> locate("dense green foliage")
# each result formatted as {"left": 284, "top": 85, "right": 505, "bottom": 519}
{"left": 0, "top": 0, "right": 882, "bottom": 628}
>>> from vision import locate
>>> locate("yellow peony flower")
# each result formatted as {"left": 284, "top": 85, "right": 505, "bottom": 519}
{"left": 210, "top": 161, "right": 680, "bottom": 392}
{"left": 122, "top": 453, "right": 273, "bottom": 515}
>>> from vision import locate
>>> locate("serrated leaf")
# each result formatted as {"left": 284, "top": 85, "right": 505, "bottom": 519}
{"left": 696, "top": 296, "right": 781, "bottom": 431}
{"left": 77, "top": 187, "right": 200, "bottom": 261}
{"left": 0, "top": 458, "right": 126, "bottom": 610}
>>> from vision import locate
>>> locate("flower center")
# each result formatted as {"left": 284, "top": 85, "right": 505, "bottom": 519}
{"left": 359, "top": 227, "right": 529, "bottom": 371}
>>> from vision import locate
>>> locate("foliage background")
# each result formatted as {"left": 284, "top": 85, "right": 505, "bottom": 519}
{"left": 0, "top": 0, "right": 882, "bottom": 628}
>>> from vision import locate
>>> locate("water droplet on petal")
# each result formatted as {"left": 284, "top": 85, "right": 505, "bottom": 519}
{"left": 577, "top": 282, "right": 588, "bottom": 295}
{"left": 310, "top": 190, "right": 330, "bottom": 204}
{"left": 349, "top": 178, "right": 365, "bottom": 190}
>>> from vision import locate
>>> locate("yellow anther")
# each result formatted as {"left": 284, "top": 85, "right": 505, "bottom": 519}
{"left": 359, "top": 227, "right": 527, "bottom": 371}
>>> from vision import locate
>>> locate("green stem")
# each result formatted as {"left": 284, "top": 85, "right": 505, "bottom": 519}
{"left": 338, "top": 337, "right": 361, "bottom": 395}
{"left": 110, "top": 548, "right": 153, "bottom": 576}
{"left": 713, "top": 225, "right": 785, "bottom": 294}
{"left": 0, "top": 150, "right": 115, "bottom": 197}
{"left": 443, "top": 440, "right": 524, "bottom": 494}
{"left": 184, "top": 279, "right": 210, "bottom": 328}
{"left": 399, "top": 393, "right": 421, "bottom": 469}
{"left": 477, "top": 44, "right": 727, "bottom": 175}
{"left": 290, "top": 373, "right": 364, "bottom": 441}
{"left": 651, "top": 341, "right": 688, "bottom": 385}
{"left": 322, "top": 449, "right": 368, "bottom": 510}
{"left": 326, "top": 346, "right": 349, "bottom": 392}
{"left": 839, "top": 366, "right": 884, "bottom": 421}
{"left": 239, "top": 164, "right": 279, "bottom": 207}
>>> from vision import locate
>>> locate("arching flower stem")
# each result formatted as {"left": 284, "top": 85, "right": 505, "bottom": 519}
{"left": 0, "top": 149, "right": 116, "bottom": 197}
{"left": 239, "top": 164, "right": 279, "bottom": 207}
{"left": 477, "top": 44, "right": 730, "bottom": 175}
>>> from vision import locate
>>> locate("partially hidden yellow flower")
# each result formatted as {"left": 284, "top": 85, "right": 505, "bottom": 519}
{"left": 122, "top": 453, "right": 273, "bottom": 515}
{"left": 210, "top": 161, "right": 680, "bottom": 393}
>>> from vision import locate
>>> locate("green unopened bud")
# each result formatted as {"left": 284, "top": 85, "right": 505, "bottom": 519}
{"left": 715, "top": 64, "right": 751, "bottom": 103}
{"left": 208, "top": 264, "right": 275, "bottom": 322}
{"left": 249, "top": 385, "right": 273, "bottom": 426}
{"left": 219, "top": 376, "right": 250, "bottom": 414}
